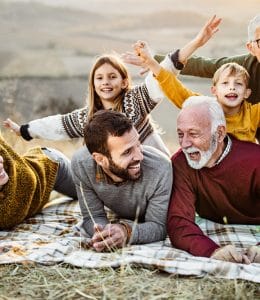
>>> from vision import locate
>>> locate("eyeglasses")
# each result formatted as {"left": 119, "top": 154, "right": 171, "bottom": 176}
{"left": 252, "top": 38, "right": 260, "bottom": 48}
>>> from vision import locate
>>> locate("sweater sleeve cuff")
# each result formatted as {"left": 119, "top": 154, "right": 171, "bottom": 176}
{"left": 169, "top": 49, "right": 184, "bottom": 70}
{"left": 20, "top": 124, "right": 33, "bottom": 141}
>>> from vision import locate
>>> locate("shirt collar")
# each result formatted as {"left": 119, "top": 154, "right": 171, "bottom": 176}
{"left": 214, "top": 135, "right": 232, "bottom": 166}
{"left": 95, "top": 163, "right": 127, "bottom": 186}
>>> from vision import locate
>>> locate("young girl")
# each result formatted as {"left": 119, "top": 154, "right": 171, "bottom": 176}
{"left": 4, "top": 54, "right": 170, "bottom": 156}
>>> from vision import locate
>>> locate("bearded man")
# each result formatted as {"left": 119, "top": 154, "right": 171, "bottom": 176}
{"left": 71, "top": 110, "right": 172, "bottom": 252}
{"left": 167, "top": 96, "right": 260, "bottom": 264}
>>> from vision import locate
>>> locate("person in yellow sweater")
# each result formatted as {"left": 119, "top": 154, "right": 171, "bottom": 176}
{"left": 0, "top": 133, "right": 77, "bottom": 229}
{"left": 129, "top": 16, "right": 260, "bottom": 143}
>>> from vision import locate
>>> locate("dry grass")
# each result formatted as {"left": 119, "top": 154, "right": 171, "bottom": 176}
{"left": 0, "top": 264, "right": 259, "bottom": 300}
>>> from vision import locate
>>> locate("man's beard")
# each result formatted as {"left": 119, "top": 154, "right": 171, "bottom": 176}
{"left": 183, "top": 132, "right": 218, "bottom": 169}
{"left": 108, "top": 158, "right": 142, "bottom": 181}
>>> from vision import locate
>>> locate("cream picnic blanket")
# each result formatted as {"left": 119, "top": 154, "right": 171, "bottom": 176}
{"left": 0, "top": 197, "right": 259, "bottom": 283}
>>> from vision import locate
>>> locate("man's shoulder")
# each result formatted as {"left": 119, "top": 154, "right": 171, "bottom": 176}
{"left": 232, "top": 137, "right": 260, "bottom": 154}
{"left": 142, "top": 146, "right": 171, "bottom": 170}
{"left": 143, "top": 145, "right": 171, "bottom": 162}
{"left": 71, "top": 146, "right": 92, "bottom": 166}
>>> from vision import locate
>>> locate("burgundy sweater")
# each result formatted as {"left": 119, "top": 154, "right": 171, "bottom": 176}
{"left": 167, "top": 137, "right": 260, "bottom": 257}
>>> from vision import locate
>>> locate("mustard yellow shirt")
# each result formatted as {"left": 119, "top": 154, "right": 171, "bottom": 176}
{"left": 156, "top": 68, "right": 260, "bottom": 143}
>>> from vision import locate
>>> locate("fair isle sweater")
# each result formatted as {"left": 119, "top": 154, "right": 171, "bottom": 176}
{"left": 167, "top": 137, "right": 260, "bottom": 258}
{"left": 22, "top": 74, "right": 175, "bottom": 155}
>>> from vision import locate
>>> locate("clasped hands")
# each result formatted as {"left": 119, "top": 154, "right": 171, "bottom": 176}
{"left": 211, "top": 244, "right": 260, "bottom": 264}
{"left": 89, "top": 223, "right": 128, "bottom": 252}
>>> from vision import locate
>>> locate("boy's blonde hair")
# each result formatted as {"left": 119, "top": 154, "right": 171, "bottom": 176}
{"left": 87, "top": 54, "right": 132, "bottom": 119}
{"left": 247, "top": 14, "right": 260, "bottom": 41}
{"left": 212, "top": 62, "right": 250, "bottom": 87}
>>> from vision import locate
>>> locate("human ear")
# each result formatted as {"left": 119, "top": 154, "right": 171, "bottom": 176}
{"left": 246, "top": 42, "right": 255, "bottom": 56}
{"left": 244, "top": 88, "right": 251, "bottom": 99}
{"left": 121, "top": 78, "right": 129, "bottom": 89}
{"left": 211, "top": 86, "right": 217, "bottom": 95}
{"left": 217, "top": 125, "right": 226, "bottom": 142}
{"left": 92, "top": 152, "right": 107, "bottom": 167}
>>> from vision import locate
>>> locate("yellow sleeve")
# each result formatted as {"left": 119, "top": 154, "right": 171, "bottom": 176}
{"left": 251, "top": 102, "right": 260, "bottom": 128}
{"left": 155, "top": 67, "right": 201, "bottom": 108}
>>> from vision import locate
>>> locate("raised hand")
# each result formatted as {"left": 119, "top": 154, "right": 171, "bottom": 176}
{"left": 193, "top": 15, "right": 222, "bottom": 48}
{"left": 178, "top": 15, "right": 222, "bottom": 64}
{"left": 3, "top": 118, "right": 21, "bottom": 136}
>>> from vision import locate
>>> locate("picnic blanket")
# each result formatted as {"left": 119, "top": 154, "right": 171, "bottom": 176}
{"left": 0, "top": 197, "right": 259, "bottom": 283}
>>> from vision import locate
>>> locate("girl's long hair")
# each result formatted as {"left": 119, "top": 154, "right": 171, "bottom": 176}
{"left": 87, "top": 54, "right": 132, "bottom": 119}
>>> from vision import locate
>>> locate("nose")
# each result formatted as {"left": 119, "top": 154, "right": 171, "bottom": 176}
{"left": 133, "top": 146, "right": 144, "bottom": 161}
{"left": 101, "top": 77, "right": 109, "bottom": 85}
{"left": 180, "top": 135, "right": 192, "bottom": 149}
{"left": 229, "top": 83, "right": 235, "bottom": 90}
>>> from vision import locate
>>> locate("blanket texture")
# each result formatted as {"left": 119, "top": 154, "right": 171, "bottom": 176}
{"left": 0, "top": 198, "right": 259, "bottom": 283}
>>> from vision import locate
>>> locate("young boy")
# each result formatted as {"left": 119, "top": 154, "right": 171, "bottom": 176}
{"left": 133, "top": 17, "right": 260, "bottom": 143}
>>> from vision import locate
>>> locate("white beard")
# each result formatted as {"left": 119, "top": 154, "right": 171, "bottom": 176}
{"left": 183, "top": 133, "right": 218, "bottom": 169}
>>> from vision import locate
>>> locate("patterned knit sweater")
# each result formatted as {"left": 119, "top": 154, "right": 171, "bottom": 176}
{"left": 0, "top": 135, "right": 58, "bottom": 229}
{"left": 61, "top": 84, "right": 156, "bottom": 143}
{"left": 23, "top": 79, "right": 170, "bottom": 155}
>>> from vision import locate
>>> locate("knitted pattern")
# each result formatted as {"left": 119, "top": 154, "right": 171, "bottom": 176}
{"left": 0, "top": 135, "right": 58, "bottom": 229}
{"left": 61, "top": 84, "right": 157, "bottom": 143}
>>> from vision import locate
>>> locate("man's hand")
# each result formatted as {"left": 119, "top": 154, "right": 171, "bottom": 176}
{"left": 192, "top": 15, "right": 222, "bottom": 48}
{"left": 178, "top": 15, "right": 222, "bottom": 64}
{"left": 91, "top": 223, "right": 128, "bottom": 252}
{"left": 211, "top": 245, "right": 249, "bottom": 263}
{"left": 245, "top": 245, "right": 260, "bottom": 263}
{"left": 3, "top": 118, "right": 21, "bottom": 136}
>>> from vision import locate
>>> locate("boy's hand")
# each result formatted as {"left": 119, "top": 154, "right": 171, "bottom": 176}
{"left": 193, "top": 15, "right": 222, "bottom": 48}
{"left": 132, "top": 40, "right": 154, "bottom": 67}
{"left": 3, "top": 118, "right": 21, "bottom": 136}
{"left": 132, "top": 40, "right": 161, "bottom": 76}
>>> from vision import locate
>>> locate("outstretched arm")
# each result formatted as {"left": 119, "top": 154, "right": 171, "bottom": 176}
{"left": 178, "top": 15, "right": 222, "bottom": 65}
{"left": 3, "top": 107, "right": 89, "bottom": 141}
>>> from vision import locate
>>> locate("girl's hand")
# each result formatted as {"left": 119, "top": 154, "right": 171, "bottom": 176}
{"left": 194, "top": 15, "right": 222, "bottom": 48}
{"left": 121, "top": 51, "right": 149, "bottom": 76}
{"left": 3, "top": 118, "right": 21, "bottom": 136}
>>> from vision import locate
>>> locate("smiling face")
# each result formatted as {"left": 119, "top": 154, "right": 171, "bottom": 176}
{"left": 211, "top": 66, "right": 251, "bottom": 115}
{"left": 93, "top": 63, "right": 128, "bottom": 108}
{"left": 101, "top": 127, "right": 144, "bottom": 182}
{"left": 177, "top": 106, "right": 224, "bottom": 169}
{"left": 0, "top": 156, "right": 9, "bottom": 187}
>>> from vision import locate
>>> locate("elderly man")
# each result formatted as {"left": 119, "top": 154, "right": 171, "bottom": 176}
{"left": 71, "top": 110, "right": 172, "bottom": 252}
{"left": 167, "top": 96, "right": 260, "bottom": 263}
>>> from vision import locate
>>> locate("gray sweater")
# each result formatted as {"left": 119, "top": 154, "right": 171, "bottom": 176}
{"left": 71, "top": 146, "right": 173, "bottom": 244}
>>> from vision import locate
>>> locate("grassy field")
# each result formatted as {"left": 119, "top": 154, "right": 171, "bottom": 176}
{"left": 0, "top": 264, "right": 259, "bottom": 299}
